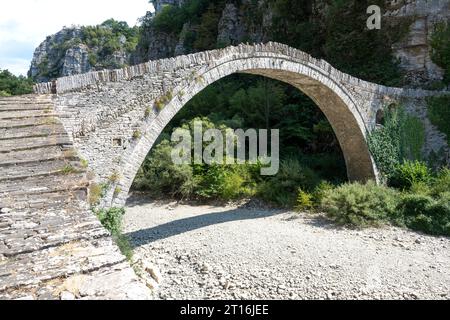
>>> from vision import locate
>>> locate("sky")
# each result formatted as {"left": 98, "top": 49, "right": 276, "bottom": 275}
{"left": 0, "top": 0, "right": 154, "bottom": 76}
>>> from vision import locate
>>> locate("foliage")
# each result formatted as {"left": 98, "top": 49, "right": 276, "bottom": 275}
{"left": 367, "top": 106, "right": 403, "bottom": 177}
{"left": 430, "top": 168, "right": 450, "bottom": 196}
{"left": 88, "top": 182, "right": 109, "bottom": 206}
{"left": 32, "top": 19, "right": 138, "bottom": 81}
{"left": 401, "top": 114, "right": 425, "bottom": 161}
{"left": 427, "top": 95, "right": 450, "bottom": 145}
{"left": 368, "top": 105, "right": 425, "bottom": 178}
{"left": 389, "top": 161, "right": 431, "bottom": 190}
{"left": 134, "top": 140, "right": 196, "bottom": 199}
{"left": 320, "top": 181, "right": 399, "bottom": 228}
{"left": 295, "top": 188, "right": 314, "bottom": 212}
{"left": 96, "top": 207, "right": 125, "bottom": 235}
{"left": 312, "top": 181, "right": 335, "bottom": 206}
{"left": 396, "top": 193, "right": 450, "bottom": 236}
{"left": 0, "top": 70, "right": 34, "bottom": 96}
{"left": 430, "top": 22, "right": 450, "bottom": 85}
{"left": 60, "top": 164, "right": 76, "bottom": 175}
{"left": 95, "top": 207, "right": 133, "bottom": 259}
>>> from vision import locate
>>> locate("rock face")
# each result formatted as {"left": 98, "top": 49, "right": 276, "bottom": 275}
{"left": 61, "top": 44, "right": 92, "bottom": 76}
{"left": 152, "top": 0, "right": 184, "bottom": 12}
{"left": 386, "top": 0, "right": 450, "bottom": 85}
{"left": 29, "top": 22, "right": 136, "bottom": 83}
{"left": 29, "top": 28, "right": 86, "bottom": 82}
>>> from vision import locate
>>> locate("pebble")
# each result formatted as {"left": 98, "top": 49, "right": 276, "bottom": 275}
{"left": 124, "top": 200, "right": 450, "bottom": 300}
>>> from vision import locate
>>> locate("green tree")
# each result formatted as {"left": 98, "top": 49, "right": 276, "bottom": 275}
{"left": 0, "top": 70, "right": 34, "bottom": 96}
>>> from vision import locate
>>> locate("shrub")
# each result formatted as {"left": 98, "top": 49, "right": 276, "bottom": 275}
{"left": 0, "top": 69, "right": 34, "bottom": 95}
{"left": 60, "top": 164, "right": 76, "bottom": 175}
{"left": 368, "top": 106, "right": 425, "bottom": 179}
{"left": 427, "top": 95, "right": 450, "bottom": 145}
{"left": 132, "top": 130, "right": 142, "bottom": 140}
{"left": 367, "top": 106, "right": 403, "bottom": 177}
{"left": 397, "top": 193, "right": 450, "bottom": 236}
{"left": 88, "top": 182, "right": 109, "bottom": 206}
{"left": 80, "top": 158, "right": 89, "bottom": 168}
{"left": 95, "top": 207, "right": 133, "bottom": 259}
{"left": 89, "top": 183, "right": 103, "bottom": 206}
{"left": 430, "top": 168, "right": 450, "bottom": 197}
{"left": 133, "top": 140, "right": 196, "bottom": 198}
{"left": 108, "top": 171, "right": 120, "bottom": 183}
{"left": 389, "top": 160, "right": 431, "bottom": 190}
{"left": 96, "top": 207, "right": 125, "bottom": 235}
{"left": 430, "top": 22, "right": 450, "bottom": 85}
{"left": 312, "top": 181, "right": 335, "bottom": 207}
{"left": 320, "top": 181, "right": 399, "bottom": 228}
{"left": 256, "top": 157, "right": 320, "bottom": 207}
{"left": 295, "top": 188, "right": 314, "bottom": 212}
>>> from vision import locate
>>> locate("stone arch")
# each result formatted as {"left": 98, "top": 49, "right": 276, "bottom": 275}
{"left": 111, "top": 56, "right": 378, "bottom": 206}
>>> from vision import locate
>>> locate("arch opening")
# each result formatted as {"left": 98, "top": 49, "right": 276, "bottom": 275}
{"left": 131, "top": 73, "right": 348, "bottom": 206}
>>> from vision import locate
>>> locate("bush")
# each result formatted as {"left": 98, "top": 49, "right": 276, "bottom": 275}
{"left": 430, "top": 22, "right": 450, "bottom": 85}
{"left": 312, "top": 181, "right": 335, "bottom": 207}
{"left": 0, "top": 69, "right": 34, "bottom": 95}
{"left": 256, "top": 157, "right": 320, "bottom": 207}
{"left": 430, "top": 168, "right": 450, "bottom": 196}
{"left": 320, "top": 181, "right": 399, "bottom": 228}
{"left": 397, "top": 193, "right": 450, "bottom": 236}
{"left": 95, "top": 207, "right": 125, "bottom": 235}
{"left": 427, "top": 95, "right": 450, "bottom": 145}
{"left": 95, "top": 207, "right": 134, "bottom": 259}
{"left": 389, "top": 161, "right": 431, "bottom": 190}
{"left": 368, "top": 106, "right": 425, "bottom": 179}
{"left": 295, "top": 188, "right": 314, "bottom": 212}
{"left": 133, "top": 140, "right": 196, "bottom": 199}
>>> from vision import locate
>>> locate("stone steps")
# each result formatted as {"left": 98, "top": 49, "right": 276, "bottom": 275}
{"left": 0, "top": 171, "right": 87, "bottom": 194}
{"left": 0, "top": 117, "right": 60, "bottom": 129}
{"left": 0, "top": 157, "right": 82, "bottom": 180}
{"left": 0, "top": 237, "right": 125, "bottom": 293}
{"left": 0, "top": 109, "right": 55, "bottom": 120}
{"left": 0, "top": 95, "right": 51, "bottom": 104}
{"left": 0, "top": 147, "right": 70, "bottom": 165}
{"left": 0, "top": 104, "right": 54, "bottom": 111}
{"left": 0, "top": 188, "right": 87, "bottom": 211}
{"left": 0, "top": 94, "right": 151, "bottom": 300}
{"left": 0, "top": 124, "right": 67, "bottom": 140}
{"left": 0, "top": 202, "right": 104, "bottom": 257}
{"left": 0, "top": 134, "right": 72, "bottom": 153}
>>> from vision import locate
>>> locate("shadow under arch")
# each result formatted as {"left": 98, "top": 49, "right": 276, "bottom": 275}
{"left": 112, "top": 56, "right": 378, "bottom": 206}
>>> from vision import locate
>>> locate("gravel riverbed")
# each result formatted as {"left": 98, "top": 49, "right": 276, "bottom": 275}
{"left": 123, "top": 197, "right": 450, "bottom": 300}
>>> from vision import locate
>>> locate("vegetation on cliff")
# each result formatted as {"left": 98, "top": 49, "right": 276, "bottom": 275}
{"left": 30, "top": 19, "right": 139, "bottom": 82}
{"left": 0, "top": 70, "right": 34, "bottom": 96}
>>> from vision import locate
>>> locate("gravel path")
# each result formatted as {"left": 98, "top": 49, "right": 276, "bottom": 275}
{"left": 123, "top": 197, "right": 450, "bottom": 300}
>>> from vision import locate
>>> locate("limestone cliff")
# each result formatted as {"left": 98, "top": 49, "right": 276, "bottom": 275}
{"left": 29, "top": 20, "right": 138, "bottom": 82}
{"left": 386, "top": 0, "right": 450, "bottom": 85}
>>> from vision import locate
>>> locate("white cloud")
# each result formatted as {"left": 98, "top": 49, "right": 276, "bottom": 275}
{"left": 0, "top": 0, "right": 154, "bottom": 76}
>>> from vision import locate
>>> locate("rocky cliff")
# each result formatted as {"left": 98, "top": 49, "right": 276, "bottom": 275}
{"left": 29, "top": 20, "right": 138, "bottom": 82}
{"left": 386, "top": 0, "right": 450, "bottom": 85}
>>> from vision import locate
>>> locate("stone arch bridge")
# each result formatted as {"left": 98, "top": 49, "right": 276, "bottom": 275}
{"left": 1, "top": 42, "right": 448, "bottom": 299}
{"left": 33, "top": 42, "right": 447, "bottom": 207}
